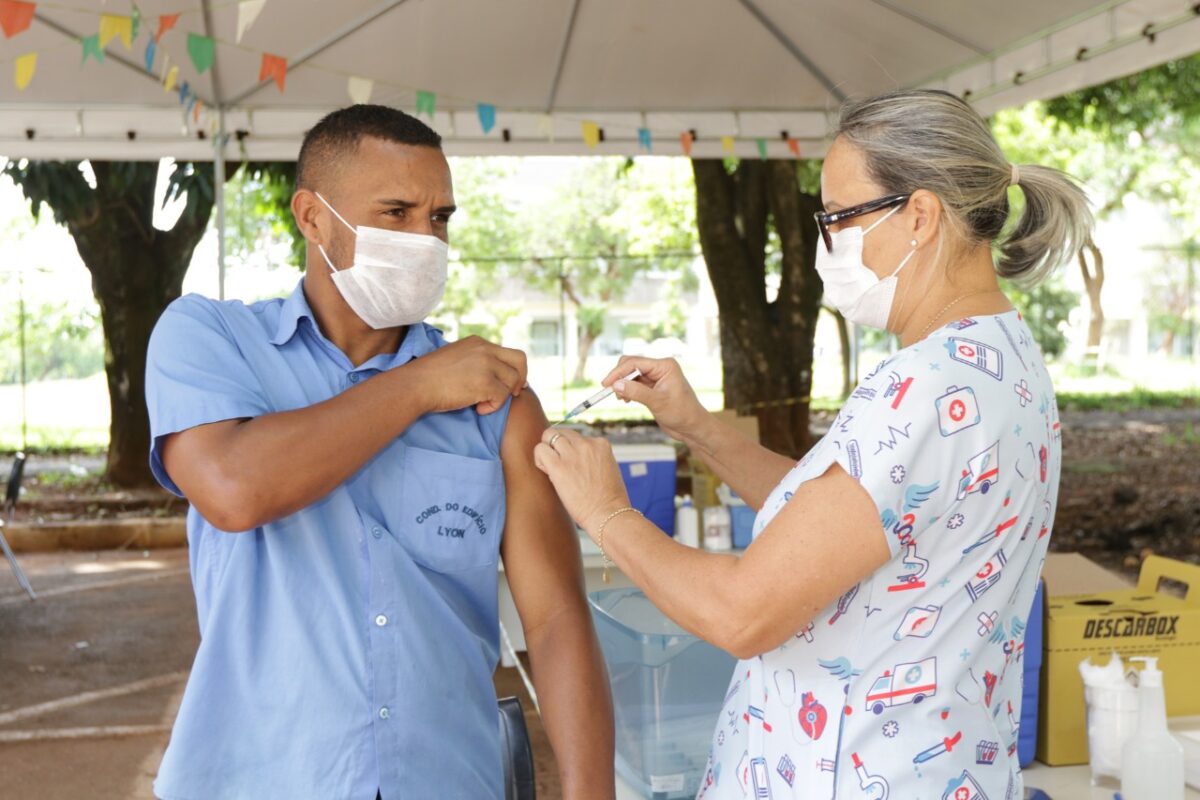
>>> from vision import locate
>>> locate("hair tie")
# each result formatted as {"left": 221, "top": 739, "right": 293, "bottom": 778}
{"left": 1010, "top": 163, "right": 1021, "bottom": 187}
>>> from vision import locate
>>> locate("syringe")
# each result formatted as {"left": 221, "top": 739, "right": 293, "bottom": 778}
{"left": 552, "top": 369, "right": 642, "bottom": 426}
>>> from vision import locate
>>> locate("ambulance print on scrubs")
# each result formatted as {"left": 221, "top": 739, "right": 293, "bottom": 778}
{"left": 698, "top": 311, "right": 1060, "bottom": 800}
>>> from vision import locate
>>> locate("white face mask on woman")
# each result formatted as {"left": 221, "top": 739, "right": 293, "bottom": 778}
{"left": 815, "top": 204, "right": 917, "bottom": 330}
{"left": 314, "top": 192, "right": 448, "bottom": 330}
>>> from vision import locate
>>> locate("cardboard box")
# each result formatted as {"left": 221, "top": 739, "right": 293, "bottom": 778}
{"left": 1037, "top": 555, "right": 1200, "bottom": 765}
{"left": 712, "top": 409, "right": 760, "bottom": 444}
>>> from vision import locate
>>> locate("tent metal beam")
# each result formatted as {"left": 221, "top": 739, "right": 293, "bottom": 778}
{"left": 735, "top": 0, "right": 845, "bottom": 102}
{"left": 225, "top": 0, "right": 413, "bottom": 107}
{"left": 33, "top": 12, "right": 214, "bottom": 108}
{"left": 867, "top": 0, "right": 988, "bottom": 55}
{"left": 544, "top": 0, "right": 583, "bottom": 112}
{"left": 201, "top": 0, "right": 227, "bottom": 299}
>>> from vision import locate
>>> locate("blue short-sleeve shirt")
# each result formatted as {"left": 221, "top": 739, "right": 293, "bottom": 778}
{"left": 145, "top": 281, "right": 512, "bottom": 800}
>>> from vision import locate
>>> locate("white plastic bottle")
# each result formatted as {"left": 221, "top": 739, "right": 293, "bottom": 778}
{"left": 702, "top": 505, "right": 732, "bottom": 551}
{"left": 675, "top": 496, "right": 700, "bottom": 548}
{"left": 1121, "top": 656, "right": 1185, "bottom": 800}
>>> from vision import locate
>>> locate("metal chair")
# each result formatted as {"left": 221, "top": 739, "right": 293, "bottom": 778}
{"left": 498, "top": 696, "right": 536, "bottom": 800}
{"left": 1, "top": 452, "right": 36, "bottom": 600}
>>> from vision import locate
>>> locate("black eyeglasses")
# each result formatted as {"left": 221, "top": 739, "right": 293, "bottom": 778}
{"left": 813, "top": 193, "right": 911, "bottom": 253}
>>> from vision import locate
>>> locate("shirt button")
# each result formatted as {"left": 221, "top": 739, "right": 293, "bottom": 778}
{"left": 371, "top": 526, "right": 383, "bottom": 539}
{"left": 375, "top": 614, "right": 388, "bottom": 627}
{"left": 349, "top": 373, "right": 360, "bottom": 384}
{"left": 379, "top": 707, "right": 390, "bottom": 720}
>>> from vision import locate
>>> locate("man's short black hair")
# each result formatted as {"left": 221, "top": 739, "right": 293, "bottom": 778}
{"left": 296, "top": 104, "right": 443, "bottom": 190}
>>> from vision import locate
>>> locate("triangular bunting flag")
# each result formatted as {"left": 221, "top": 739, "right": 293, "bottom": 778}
{"left": 81, "top": 34, "right": 104, "bottom": 64}
{"left": 581, "top": 121, "right": 600, "bottom": 149}
{"left": 259, "top": 52, "right": 286, "bottom": 92}
{"left": 0, "top": 0, "right": 34, "bottom": 39}
{"left": 680, "top": 132, "right": 694, "bottom": 156}
{"left": 756, "top": 138, "right": 767, "bottom": 160}
{"left": 415, "top": 90, "right": 436, "bottom": 119}
{"left": 193, "top": 98, "right": 203, "bottom": 124}
{"left": 347, "top": 75, "right": 373, "bottom": 104}
{"left": 144, "top": 38, "right": 156, "bottom": 71}
{"left": 14, "top": 51, "right": 35, "bottom": 90}
{"left": 721, "top": 136, "right": 735, "bottom": 155}
{"left": 178, "top": 80, "right": 189, "bottom": 104}
{"left": 236, "top": 0, "right": 266, "bottom": 43}
{"left": 163, "top": 64, "right": 178, "bottom": 93}
{"left": 155, "top": 13, "right": 178, "bottom": 43}
{"left": 99, "top": 14, "right": 132, "bottom": 50}
{"left": 187, "top": 32, "right": 214, "bottom": 74}
{"left": 477, "top": 103, "right": 496, "bottom": 135}
{"left": 638, "top": 128, "right": 652, "bottom": 152}
{"left": 131, "top": 5, "right": 140, "bottom": 40}
{"left": 787, "top": 137, "right": 801, "bottom": 158}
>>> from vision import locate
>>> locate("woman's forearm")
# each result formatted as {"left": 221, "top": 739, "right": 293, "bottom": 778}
{"left": 681, "top": 413, "right": 796, "bottom": 510}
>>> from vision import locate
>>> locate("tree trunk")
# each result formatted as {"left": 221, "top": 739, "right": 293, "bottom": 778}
{"left": 830, "top": 307, "right": 852, "bottom": 399}
{"left": 1078, "top": 239, "right": 1105, "bottom": 366}
{"left": 691, "top": 159, "right": 823, "bottom": 458}
{"left": 1160, "top": 330, "right": 1177, "bottom": 355}
{"left": 573, "top": 328, "right": 598, "bottom": 384}
{"left": 67, "top": 162, "right": 213, "bottom": 486}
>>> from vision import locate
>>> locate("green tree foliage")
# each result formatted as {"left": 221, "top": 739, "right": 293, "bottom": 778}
{"left": 0, "top": 299, "right": 104, "bottom": 384}
{"left": 226, "top": 162, "right": 303, "bottom": 268}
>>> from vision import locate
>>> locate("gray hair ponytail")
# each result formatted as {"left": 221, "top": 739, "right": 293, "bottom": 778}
{"left": 835, "top": 89, "right": 1094, "bottom": 286}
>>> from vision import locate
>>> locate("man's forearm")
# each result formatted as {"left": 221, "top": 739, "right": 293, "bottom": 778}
{"left": 171, "top": 365, "right": 427, "bottom": 530}
{"left": 525, "top": 609, "right": 616, "bottom": 800}
{"left": 681, "top": 414, "right": 795, "bottom": 510}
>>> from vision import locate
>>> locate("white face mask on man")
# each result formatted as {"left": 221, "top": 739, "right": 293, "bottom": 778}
{"left": 815, "top": 204, "right": 917, "bottom": 330}
{"left": 314, "top": 192, "right": 449, "bottom": 330}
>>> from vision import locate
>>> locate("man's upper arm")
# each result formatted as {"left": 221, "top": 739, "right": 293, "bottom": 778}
{"left": 146, "top": 295, "right": 268, "bottom": 496}
{"left": 499, "top": 391, "right": 589, "bottom": 639}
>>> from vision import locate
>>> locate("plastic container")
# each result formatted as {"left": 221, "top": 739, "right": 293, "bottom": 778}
{"left": 1018, "top": 579, "right": 1045, "bottom": 767}
{"left": 716, "top": 483, "right": 755, "bottom": 548}
{"left": 1080, "top": 651, "right": 1138, "bottom": 784}
{"left": 1169, "top": 716, "right": 1200, "bottom": 790}
{"left": 613, "top": 444, "right": 677, "bottom": 537}
{"left": 674, "top": 496, "right": 699, "bottom": 548}
{"left": 1122, "top": 656, "right": 1186, "bottom": 800}
{"left": 702, "top": 505, "right": 731, "bottom": 551}
{"left": 589, "top": 588, "right": 737, "bottom": 799}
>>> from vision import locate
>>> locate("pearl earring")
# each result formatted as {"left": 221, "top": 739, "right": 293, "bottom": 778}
{"left": 910, "top": 239, "right": 918, "bottom": 247}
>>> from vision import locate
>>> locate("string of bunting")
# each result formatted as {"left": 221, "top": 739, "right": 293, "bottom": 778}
{"left": 0, "top": 0, "right": 807, "bottom": 157}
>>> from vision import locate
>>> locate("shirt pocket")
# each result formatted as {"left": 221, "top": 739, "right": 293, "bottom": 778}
{"left": 400, "top": 445, "right": 505, "bottom": 572}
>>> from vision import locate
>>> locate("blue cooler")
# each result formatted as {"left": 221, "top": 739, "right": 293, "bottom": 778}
{"left": 590, "top": 587, "right": 737, "bottom": 799}
{"left": 1019, "top": 579, "right": 1045, "bottom": 767}
{"left": 728, "top": 501, "right": 755, "bottom": 548}
{"left": 613, "top": 444, "right": 677, "bottom": 537}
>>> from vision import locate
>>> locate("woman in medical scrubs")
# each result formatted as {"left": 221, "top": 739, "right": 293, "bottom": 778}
{"left": 535, "top": 89, "right": 1093, "bottom": 800}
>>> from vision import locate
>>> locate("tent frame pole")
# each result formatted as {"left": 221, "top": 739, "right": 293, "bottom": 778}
{"left": 215, "top": 109, "right": 227, "bottom": 301}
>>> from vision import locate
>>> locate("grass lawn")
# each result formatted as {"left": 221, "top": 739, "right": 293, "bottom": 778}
{"left": 1, "top": 351, "right": 1195, "bottom": 452}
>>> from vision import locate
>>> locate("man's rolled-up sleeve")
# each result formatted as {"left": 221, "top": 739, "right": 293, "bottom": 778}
{"left": 145, "top": 295, "right": 270, "bottom": 496}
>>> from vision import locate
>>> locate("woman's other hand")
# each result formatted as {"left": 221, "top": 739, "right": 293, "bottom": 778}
{"left": 533, "top": 428, "right": 630, "bottom": 538}
{"left": 601, "top": 356, "right": 709, "bottom": 442}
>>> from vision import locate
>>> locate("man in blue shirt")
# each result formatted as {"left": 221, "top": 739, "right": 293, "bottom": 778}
{"left": 145, "top": 105, "right": 615, "bottom": 799}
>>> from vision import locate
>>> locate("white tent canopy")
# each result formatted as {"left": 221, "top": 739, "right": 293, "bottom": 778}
{"left": 2, "top": 0, "right": 1199, "bottom": 162}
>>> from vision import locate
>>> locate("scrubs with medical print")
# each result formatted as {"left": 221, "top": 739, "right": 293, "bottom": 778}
{"left": 698, "top": 311, "right": 1059, "bottom": 800}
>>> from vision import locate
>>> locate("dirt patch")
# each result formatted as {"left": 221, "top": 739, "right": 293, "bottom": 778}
{"left": 1051, "top": 410, "right": 1200, "bottom": 581}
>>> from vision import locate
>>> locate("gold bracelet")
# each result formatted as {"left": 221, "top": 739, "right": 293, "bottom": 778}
{"left": 596, "top": 506, "right": 643, "bottom": 583}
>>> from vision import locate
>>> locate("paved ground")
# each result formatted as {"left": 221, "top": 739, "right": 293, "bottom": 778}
{"left": 0, "top": 548, "right": 558, "bottom": 800}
